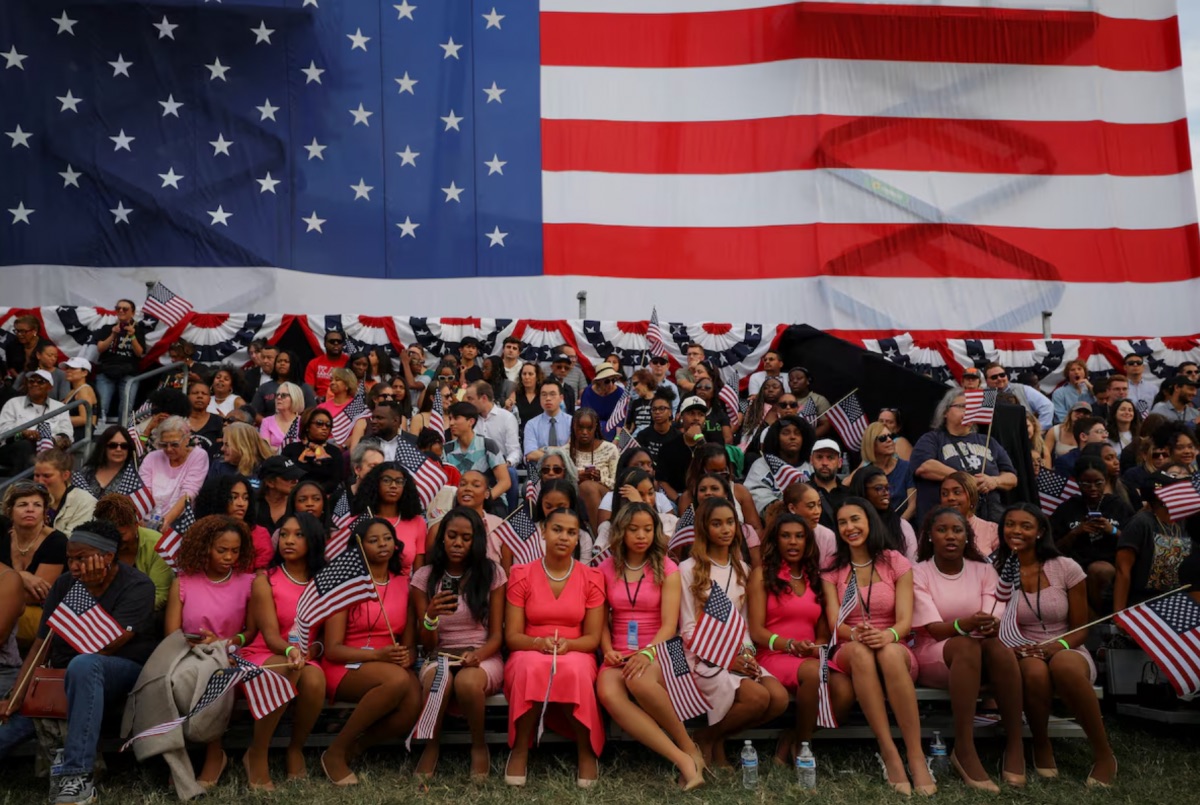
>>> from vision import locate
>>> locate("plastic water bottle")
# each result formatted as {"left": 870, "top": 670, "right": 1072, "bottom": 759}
{"left": 49, "top": 747, "right": 65, "bottom": 800}
{"left": 626, "top": 621, "right": 639, "bottom": 652}
{"left": 741, "top": 740, "right": 759, "bottom": 790}
{"left": 928, "top": 731, "right": 949, "bottom": 779}
{"left": 796, "top": 741, "right": 816, "bottom": 790}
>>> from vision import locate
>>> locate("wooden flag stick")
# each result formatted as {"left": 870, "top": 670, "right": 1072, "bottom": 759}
{"left": 979, "top": 415, "right": 997, "bottom": 475}
{"left": 812, "top": 388, "right": 860, "bottom": 423}
{"left": 3, "top": 636, "right": 51, "bottom": 717}
{"left": 1032, "top": 585, "right": 1192, "bottom": 647}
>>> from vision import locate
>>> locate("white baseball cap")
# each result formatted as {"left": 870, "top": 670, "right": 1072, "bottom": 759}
{"left": 62, "top": 357, "right": 92, "bottom": 372}
{"left": 811, "top": 438, "right": 842, "bottom": 454}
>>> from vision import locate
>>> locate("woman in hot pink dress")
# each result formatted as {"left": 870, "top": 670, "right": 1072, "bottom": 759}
{"left": 912, "top": 507, "right": 1024, "bottom": 792}
{"left": 821, "top": 498, "right": 934, "bottom": 796}
{"left": 319, "top": 518, "right": 420, "bottom": 785}
{"left": 411, "top": 507, "right": 506, "bottom": 781}
{"left": 164, "top": 515, "right": 257, "bottom": 789}
{"left": 748, "top": 513, "right": 853, "bottom": 762}
{"left": 994, "top": 503, "right": 1116, "bottom": 787}
{"left": 595, "top": 503, "right": 703, "bottom": 791}
{"left": 503, "top": 507, "right": 605, "bottom": 788}
{"left": 241, "top": 513, "right": 329, "bottom": 789}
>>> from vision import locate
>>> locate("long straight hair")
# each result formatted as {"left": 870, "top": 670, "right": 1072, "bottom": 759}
{"left": 425, "top": 507, "right": 495, "bottom": 623}
{"left": 760, "top": 513, "right": 823, "bottom": 613}
{"left": 688, "top": 497, "right": 747, "bottom": 611}
{"left": 610, "top": 502, "right": 668, "bottom": 586}
{"left": 826, "top": 496, "right": 892, "bottom": 574}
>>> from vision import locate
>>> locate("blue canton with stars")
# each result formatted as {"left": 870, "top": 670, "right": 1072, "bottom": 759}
{"left": 0, "top": 0, "right": 541, "bottom": 279}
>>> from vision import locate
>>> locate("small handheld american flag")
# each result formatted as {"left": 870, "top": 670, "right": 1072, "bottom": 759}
{"left": 689, "top": 581, "right": 747, "bottom": 670}
{"left": 46, "top": 580, "right": 126, "bottom": 654}
{"left": 232, "top": 655, "right": 297, "bottom": 720}
{"left": 122, "top": 665, "right": 246, "bottom": 751}
{"left": 394, "top": 439, "right": 448, "bottom": 509}
{"left": 331, "top": 389, "right": 368, "bottom": 445}
{"left": 294, "top": 545, "right": 375, "bottom": 652}
{"left": 646, "top": 308, "right": 668, "bottom": 359}
{"left": 406, "top": 655, "right": 451, "bottom": 750}
{"left": 1157, "top": 474, "right": 1200, "bottom": 522}
{"left": 326, "top": 491, "right": 366, "bottom": 559}
{"left": 994, "top": 553, "right": 1021, "bottom": 604}
{"left": 588, "top": 542, "right": 613, "bottom": 568}
{"left": 283, "top": 415, "right": 301, "bottom": 446}
{"left": 667, "top": 506, "right": 696, "bottom": 553}
{"left": 799, "top": 397, "right": 820, "bottom": 424}
{"left": 657, "top": 636, "right": 708, "bottom": 721}
{"left": 428, "top": 382, "right": 446, "bottom": 435}
{"left": 1113, "top": 589, "right": 1200, "bottom": 699}
{"left": 605, "top": 389, "right": 630, "bottom": 433}
{"left": 765, "top": 454, "right": 808, "bottom": 495}
{"left": 142, "top": 281, "right": 194, "bottom": 328}
{"left": 524, "top": 461, "right": 541, "bottom": 505}
{"left": 962, "top": 389, "right": 998, "bottom": 427}
{"left": 830, "top": 569, "right": 859, "bottom": 647}
{"left": 826, "top": 391, "right": 868, "bottom": 451}
{"left": 35, "top": 421, "right": 54, "bottom": 454}
{"left": 816, "top": 646, "right": 837, "bottom": 729}
{"left": 114, "top": 464, "right": 155, "bottom": 520}
{"left": 153, "top": 500, "right": 195, "bottom": 570}
{"left": 718, "top": 384, "right": 740, "bottom": 425}
{"left": 1036, "top": 469, "right": 1080, "bottom": 516}
{"left": 494, "top": 507, "right": 543, "bottom": 567}
{"left": 994, "top": 555, "right": 1034, "bottom": 648}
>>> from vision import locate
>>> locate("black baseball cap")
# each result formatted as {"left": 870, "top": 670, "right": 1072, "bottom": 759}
{"left": 260, "top": 456, "right": 306, "bottom": 480}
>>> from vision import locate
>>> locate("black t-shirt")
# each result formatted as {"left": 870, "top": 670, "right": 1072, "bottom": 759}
{"left": 0, "top": 529, "right": 68, "bottom": 573}
{"left": 655, "top": 431, "right": 698, "bottom": 494}
{"left": 635, "top": 424, "right": 681, "bottom": 466}
{"left": 190, "top": 413, "right": 226, "bottom": 460}
{"left": 98, "top": 322, "right": 148, "bottom": 377}
{"left": 38, "top": 564, "right": 158, "bottom": 667}
{"left": 1049, "top": 494, "right": 1135, "bottom": 567}
{"left": 627, "top": 398, "right": 653, "bottom": 435}
{"left": 1117, "top": 509, "right": 1198, "bottom": 605}
{"left": 815, "top": 483, "right": 849, "bottom": 532}
{"left": 281, "top": 441, "right": 346, "bottom": 493}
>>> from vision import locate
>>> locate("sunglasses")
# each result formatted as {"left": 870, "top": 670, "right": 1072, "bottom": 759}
{"left": 115, "top": 306, "right": 133, "bottom": 313}
{"left": 695, "top": 384, "right": 713, "bottom": 391}
{"left": 776, "top": 401, "right": 799, "bottom": 409}
{"left": 1152, "top": 450, "right": 1171, "bottom": 459}
{"left": 11, "top": 482, "right": 48, "bottom": 495}
{"left": 986, "top": 372, "right": 1007, "bottom": 380}
{"left": 107, "top": 442, "right": 129, "bottom": 451}
{"left": 876, "top": 434, "right": 894, "bottom": 443}
{"left": 326, "top": 338, "right": 344, "bottom": 345}
{"left": 1125, "top": 360, "right": 1143, "bottom": 366}
{"left": 311, "top": 420, "right": 332, "bottom": 428}
{"left": 542, "top": 465, "right": 565, "bottom": 476}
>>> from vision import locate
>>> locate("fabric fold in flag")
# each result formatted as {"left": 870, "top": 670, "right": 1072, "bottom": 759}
{"left": 1113, "top": 590, "right": 1200, "bottom": 700}
{"left": 46, "top": 580, "right": 126, "bottom": 655}
{"left": 407, "top": 655, "right": 451, "bottom": 750}
{"left": 657, "top": 636, "right": 708, "bottom": 721}
{"left": 154, "top": 501, "right": 195, "bottom": 571}
{"left": 688, "top": 581, "right": 746, "bottom": 670}
{"left": 294, "top": 545, "right": 375, "bottom": 652}
{"left": 142, "top": 282, "right": 194, "bottom": 328}
{"left": 493, "top": 507, "right": 543, "bottom": 567}
{"left": 826, "top": 392, "right": 868, "bottom": 451}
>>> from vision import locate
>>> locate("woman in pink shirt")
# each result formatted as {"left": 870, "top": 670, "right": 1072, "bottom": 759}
{"left": 821, "top": 498, "right": 934, "bottom": 796}
{"left": 941, "top": 472, "right": 999, "bottom": 558}
{"left": 411, "top": 507, "right": 506, "bottom": 781}
{"left": 164, "top": 515, "right": 257, "bottom": 789}
{"left": 194, "top": 474, "right": 275, "bottom": 569}
{"left": 140, "top": 415, "right": 209, "bottom": 524}
{"left": 596, "top": 503, "right": 702, "bottom": 791}
{"left": 782, "top": 482, "right": 838, "bottom": 568}
{"left": 912, "top": 507, "right": 1024, "bottom": 791}
{"left": 353, "top": 463, "right": 427, "bottom": 574}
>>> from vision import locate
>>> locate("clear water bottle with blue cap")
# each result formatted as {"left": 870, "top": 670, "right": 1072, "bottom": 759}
{"left": 796, "top": 741, "right": 816, "bottom": 789}
{"left": 929, "top": 730, "right": 949, "bottom": 778}
{"left": 741, "top": 740, "right": 758, "bottom": 789}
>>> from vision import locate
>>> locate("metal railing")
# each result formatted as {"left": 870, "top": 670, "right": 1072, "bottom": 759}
{"left": 119, "top": 361, "right": 189, "bottom": 427}
{"left": 0, "top": 399, "right": 95, "bottom": 494}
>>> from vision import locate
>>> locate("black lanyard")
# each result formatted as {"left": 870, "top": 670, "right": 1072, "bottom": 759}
{"left": 852, "top": 562, "right": 875, "bottom": 618}
{"left": 624, "top": 565, "right": 647, "bottom": 609}
{"left": 1020, "top": 565, "right": 1044, "bottom": 624}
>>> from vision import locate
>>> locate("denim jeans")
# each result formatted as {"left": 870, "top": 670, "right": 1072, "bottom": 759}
{"left": 0, "top": 711, "right": 35, "bottom": 760}
{"left": 505, "top": 465, "right": 520, "bottom": 512}
{"left": 94, "top": 374, "right": 122, "bottom": 422}
{"left": 61, "top": 654, "right": 143, "bottom": 775}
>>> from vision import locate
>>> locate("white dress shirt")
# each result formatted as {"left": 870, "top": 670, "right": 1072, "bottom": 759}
{"left": 475, "top": 403, "right": 521, "bottom": 465}
{"left": 0, "top": 395, "right": 72, "bottom": 441}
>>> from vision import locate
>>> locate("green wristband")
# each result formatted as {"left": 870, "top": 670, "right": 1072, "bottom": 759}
{"left": 638, "top": 649, "right": 656, "bottom": 662}
{"left": 953, "top": 619, "right": 968, "bottom": 636}
{"left": 768, "top": 634, "right": 780, "bottom": 650}
{"left": 888, "top": 627, "right": 901, "bottom": 643}
{"left": 1057, "top": 638, "right": 1071, "bottom": 651}
{"left": 284, "top": 646, "right": 298, "bottom": 658}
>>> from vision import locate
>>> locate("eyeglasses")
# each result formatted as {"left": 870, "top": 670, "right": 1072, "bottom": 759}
{"left": 986, "top": 372, "right": 1007, "bottom": 380}
{"left": 695, "top": 384, "right": 713, "bottom": 391}
{"left": 310, "top": 420, "right": 332, "bottom": 429}
{"left": 542, "top": 465, "right": 565, "bottom": 476}
{"left": 160, "top": 441, "right": 183, "bottom": 449}
{"left": 1125, "top": 360, "right": 1143, "bottom": 366}
{"left": 651, "top": 405, "right": 672, "bottom": 413}
{"left": 14, "top": 328, "right": 33, "bottom": 335}
{"left": 379, "top": 476, "right": 405, "bottom": 487}
{"left": 115, "top": 306, "right": 133, "bottom": 313}
{"left": 107, "top": 442, "right": 129, "bottom": 451}
{"left": 876, "top": 434, "right": 894, "bottom": 443}
{"left": 777, "top": 401, "right": 799, "bottom": 409}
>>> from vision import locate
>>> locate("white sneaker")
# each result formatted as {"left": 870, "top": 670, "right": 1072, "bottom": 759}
{"left": 54, "top": 774, "right": 96, "bottom": 805}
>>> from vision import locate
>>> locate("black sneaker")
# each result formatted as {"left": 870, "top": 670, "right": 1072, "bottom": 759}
{"left": 54, "top": 774, "right": 96, "bottom": 805}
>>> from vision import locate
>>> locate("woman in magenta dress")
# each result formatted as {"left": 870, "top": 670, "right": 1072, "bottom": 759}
{"left": 748, "top": 513, "right": 853, "bottom": 762}
{"left": 679, "top": 498, "right": 788, "bottom": 770}
{"left": 596, "top": 502, "right": 703, "bottom": 791}
{"left": 320, "top": 518, "right": 420, "bottom": 785}
{"left": 994, "top": 503, "right": 1116, "bottom": 787}
{"left": 821, "top": 498, "right": 935, "bottom": 796}
{"left": 411, "top": 507, "right": 506, "bottom": 781}
{"left": 241, "top": 513, "right": 329, "bottom": 789}
{"left": 193, "top": 474, "right": 274, "bottom": 569}
{"left": 163, "top": 515, "right": 257, "bottom": 789}
{"left": 912, "top": 507, "right": 1024, "bottom": 792}
{"left": 353, "top": 462, "right": 427, "bottom": 574}
{"left": 503, "top": 507, "right": 605, "bottom": 788}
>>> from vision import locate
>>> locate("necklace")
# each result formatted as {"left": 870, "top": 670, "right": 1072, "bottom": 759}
{"left": 371, "top": 574, "right": 391, "bottom": 586}
{"left": 933, "top": 562, "right": 965, "bottom": 581}
{"left": 209, "top": 568, "right": 233, "bottom": 584}
{"left": 542, "top": 557, "right": 574, "bottom": 582}
{"left": 443, "top": 570, "right": 464, "bottom": 580}
{"left": 788, "top": 572, "right": 805, "bottom": 581}
{"left": 626, "top": 559, "right": 648, "bottom": 572}
{"left": 280, "top": 565, "right": 307, "bottom": 586}
{"left": 12, "top": 530, "right": 40, "bottom": 556}
{"left": 850, "top": 559, "right": 872, "bottom": 568}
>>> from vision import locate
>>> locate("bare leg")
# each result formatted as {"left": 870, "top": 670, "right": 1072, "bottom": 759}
{"left": 452, "top": 668, "right": 492, "bottom": 778}
{"left": 567, "top": 705, "right": 599, "bottom": 782}
{"left": 793, "top": 661, "right": 820, "bottom": 743}
{"left": 508, "top": 705, "right": 541, "bottom": 778}
{"left": 694, "top": 678, "right": 770, "bottom": 769}
{"left": 837, "top": 642, "right": 908, "bottom": 787}
{"left": 415, "top": 666, "right": 456, "bottom": 779}
{"left": 599, "top": 666, "right": 697, "bottom": 782}
{"left": 325, "top": 664, "right": 409, "bottom": 781}
{"left": 1019, "top": 657, "right": 1054, "bottom": 771}
{"left": 877, "top": 644, "right": 933, "bottom": 791}
{"left": 197, "top": 739, "right": 226, "bottom": 785}
{"left": 1049, "top": 651, "right": 1116, "bottom": 783}
{"left": 942, "top": 637, "right": 986, "bottom": 780}
{"left": 981, "top": 639, "right": 1025, "bottom": 777}
{"left": 578, "top": 480, "right": 606, "bottom": 537}
{"left": 1085, "top": 562, "right": 1116, "bottom": 616}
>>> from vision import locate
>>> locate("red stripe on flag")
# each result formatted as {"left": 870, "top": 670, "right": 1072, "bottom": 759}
{"left": 542, "top": 118, "right": 1191, "bottom": 178}
{"left": 541, "top": 5, "right": 1180, "bottom": 72}
{"left": 543, "top": 223, "right": 1200, "bottom": 283}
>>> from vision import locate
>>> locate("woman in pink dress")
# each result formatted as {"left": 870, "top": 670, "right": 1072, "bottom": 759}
{"left": 748, "top": 513, "right": 853, "bottom": 762}
{"left": 941, "top": 472, "right": 1000, "bottom": 558}
{"left": 503, "top": 507, "right": 605, "bottom": 788}
{"left": 194, "top": 474, "right": 274, "bottom": 569}
{"left": 353, "top": 463, "right": 427, "bottom": 574}
{"left": 320, "top": 518, "right": 420, "bottom": 785}
{"left": 163, "top": 515, "right": 257, "bottom": 789}
{"left": 679, "top": 498, "right": 788, "bottom": 770}
{"left": 241, "top": 513, "right": 329, "bottom": 789}
{"left": 994, "top": 503, "right": 1116, "bottom": 787}
{"left": 411, "top": 507, "right": 506, "bottom": 781}
{"left": 596, "top": 503, "right": 703, "bottom": 791}
{"left": 912, "top": 507, "right": 1024, "bottom": 792}
{"left": 821, "top": 498, "right": 935, "bottom": 796}
{"left": 782, "top": 482, "right": 838, "bottom": 567}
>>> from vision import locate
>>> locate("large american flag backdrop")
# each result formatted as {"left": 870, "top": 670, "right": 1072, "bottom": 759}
{"left": 0, "top": 0, "right": 1196, "bottom": 335}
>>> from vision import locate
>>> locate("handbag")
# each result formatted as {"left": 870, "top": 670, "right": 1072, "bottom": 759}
{"left": 19, "top": 667, "right": 68, "bottom": 719}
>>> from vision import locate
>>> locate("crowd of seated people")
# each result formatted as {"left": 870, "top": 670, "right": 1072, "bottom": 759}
{"left": 1, "top": 318, "right": 1197, "bottom": 802}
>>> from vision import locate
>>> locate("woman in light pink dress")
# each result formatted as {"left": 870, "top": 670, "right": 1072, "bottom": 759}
{"left": 941, "top": 472, "right": 1000, "bottom": 557}
{"left": 912, "top": 507, "right": 1024, "bottom": 791}
{"left": 821, "top": 498, "right": 935, "bottom": 796}
{"left": 411, "top": 507, "right": 506, "bottom": 781}
{"left": 994, "top": 503, "right": 1116, "bottom": 787}
{"left": 782, "top": 482, "right": 838, "bottom": 567}
{"left": 503, "top": 508, "right": 605, "bottom": 788}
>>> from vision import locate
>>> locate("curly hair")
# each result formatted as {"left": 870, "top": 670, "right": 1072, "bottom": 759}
{"left": 688, "top": 497, "right": 747, "bottom": 613}
{"left": 916, "top": 506, "right": 984, "bottom": 564}
{"left": 194, "top": 474, "right": 258, "bottom": 525}
{"left": 93, "top": 493, "right": 139, "bottom": 529}
{"left": 352, "top": 462, "right": 423, "bottom": 520}
{"left": 174, "top": 514, "right": 255, "bottom": 575}
{"left": 610, "top": 501, "right": 668, "bottom": 586}
{"left": 760, "top": 513, "right": 824, "bottom": 606}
